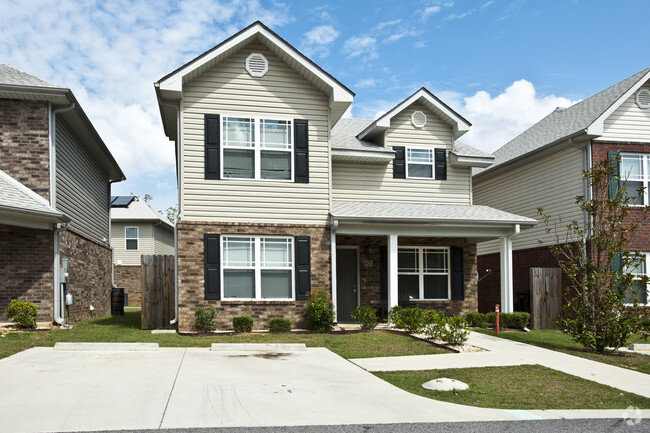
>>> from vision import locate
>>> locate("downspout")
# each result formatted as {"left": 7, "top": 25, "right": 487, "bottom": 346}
{"left": 157, "top": 96, "right": 181, "bottom": 325}
{"left": 330, "top": 218, "right": 339, "bottom": 322}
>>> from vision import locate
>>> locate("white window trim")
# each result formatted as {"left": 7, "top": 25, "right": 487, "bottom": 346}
{"left": 221, "top": 235, "right": 295, "bottom": 301}
{"left": 220, "top": 114, "right": 295, "bottom": 182}
{"left": 626, "top": 252, "right": 649, "bottom": 306}
{"left": 620, "top": 153, "right": 650, "bottom": 206}
{"left": 405, "top": 147, "right": 435, "bottom": 179}
{"left": 125, "top": 226, "right": 139, "bottom": 251}
{"left": 398, "top": 246, "right": 450, "bottom": 301}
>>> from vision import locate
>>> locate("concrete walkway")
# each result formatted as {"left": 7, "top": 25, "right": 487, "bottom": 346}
{"left": 351, "top": 331, "right": 650, "bottom": 398}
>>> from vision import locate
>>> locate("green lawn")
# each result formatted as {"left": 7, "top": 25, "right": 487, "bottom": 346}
{"left": 474, "top": 328, "right": 650, "bottom": 375}
{"left": 376, "top": 365, "right": 650, "bottom": 409}
{"left": 0, "top": 311, "right": 450, "bottom": 360}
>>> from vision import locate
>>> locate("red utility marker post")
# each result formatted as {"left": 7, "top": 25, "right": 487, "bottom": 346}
{"left": 495, "top": 304, "right": 500, "bottom": 334}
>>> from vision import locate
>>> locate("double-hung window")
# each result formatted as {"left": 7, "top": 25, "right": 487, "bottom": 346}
{"left": 620, "top": 154, "right": 650, "bottom": 205}
{"left": 222, "top": 116, "right": 293, "bottom": 180}
{"left": 125, "top": 227, "right": 138, "bottom": 250}
{"left": 406, "top": 148, "right": 434, "bottom": 178}
{"left": 624, "top": 253, "right": 649, "bottom": 305}
{"left": 222, "top": 236, "right": 294, "bottom": 300}
{"left": 398, "top": 247, "right": 450, "bottom": 300}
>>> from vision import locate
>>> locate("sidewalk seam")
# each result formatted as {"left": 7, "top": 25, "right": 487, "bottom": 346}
{"left": 159, "top": 347, "right": 187, "bottom": 429}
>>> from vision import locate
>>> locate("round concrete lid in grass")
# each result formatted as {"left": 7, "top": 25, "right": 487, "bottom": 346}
{"left": 422, "top": 378, "right": 469, "bottom": 392}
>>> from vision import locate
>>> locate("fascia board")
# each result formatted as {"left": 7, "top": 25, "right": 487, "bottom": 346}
{"left": 450, "top": 153, "right": 495, "bottom": 168}
{"left": 586, "top": 70, "right": 650, "bottom": 136}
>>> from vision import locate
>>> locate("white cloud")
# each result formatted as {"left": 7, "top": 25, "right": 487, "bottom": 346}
{"left": 354, "top": 78, "right": 380, "bottom": 88}
{"left": 457, "top": 80, "right": 580, "bottom": 153}
{"left": 422, "top": 6, "right": 442, "bottom": 20}
{"left": 373, "top": 19, "right": 402, "bottom": 31}
{"left": 343, "top": 36, "right": 378, "bottom": 60}
{"left": 301, "top": 25, "right": 339, "bottom": 58}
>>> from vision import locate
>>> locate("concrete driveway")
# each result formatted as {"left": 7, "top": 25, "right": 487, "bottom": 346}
{"left": 0, "top": 344, "right": 528, "bottom": 433}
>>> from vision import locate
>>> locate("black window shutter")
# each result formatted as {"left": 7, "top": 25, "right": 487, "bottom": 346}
{"left": 451, "top": 246, "right": 464, "bottom": 300}
{"left": 393, "top": 146, "right": 405, "bottom": 179}
{"left": 294, "top": 119, "right": 309, "bottom": 183}
{"left": 608, "top": 151, "right": 620, "bottom": 199}
{"left": 295, "top": 236, "right": 311, "bottom": 300}
{"left": 379, "top": 246, "right": 387, "bottom": 301}
{"left": 204, "top": 234, "right": 221, "bottom": 300}
{"left": 435, "top": 148, "right": 447, "bottom": 180}
{"left": 205, "top": 114, "right": 220, "bottom": 179}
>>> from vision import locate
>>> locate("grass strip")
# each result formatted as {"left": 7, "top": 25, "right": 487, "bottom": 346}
{"left": 375, "top": 364, "right": 650, "bottom": 409}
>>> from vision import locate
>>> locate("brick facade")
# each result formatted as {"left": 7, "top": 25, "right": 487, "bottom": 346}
{"left": 114, "top": 265, "right": 142, "bottom": 306}
{"left": 0, "top": 99, "right": 50, "bottom": 201}
{"left": 0, "top": 224, "right": 54, "bottom": 322}
{"left": 176, "top": 221, "right": 331, "bottom": 332}
{"left": 60, "top": 230, "right": 112, "bottom": 322}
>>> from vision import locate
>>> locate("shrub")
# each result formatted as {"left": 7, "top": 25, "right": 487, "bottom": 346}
{"left": 443, "top": 316, "right": 470, "bottom": 345}
{"left": 6, "top": 300, "right": 38, "bottom": 329}
{"left": 465, "top": 312, "right": 490, "bottom": 328}
{"left": 388, "top": 306, "right": 424, "bottom": 333}
{"left": 486, "top": 312, "right": 497, "bottom": 327}
{"left": 350, "top": 306, "right": 378, "bottom": 330}
{"left": 233, "top": 315, "right": 254, "bottom": 332}
{"left": 194, "top": 306, "right": 218, "bottom": 332}
{"left": 304, "top": 286, "right": 335, "bottom": 332}
{"left": 269, "top": 317, "right": 292, "bottom": 332}
{"left": 501, "top": 312, "right": 530, "bottom": 330}
{"left": 422, "top": 310, "right": 446, "bottom": 340}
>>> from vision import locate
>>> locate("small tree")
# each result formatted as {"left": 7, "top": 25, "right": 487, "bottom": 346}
{"left": 539, "top": 156, "right": 648, "bottom": 352}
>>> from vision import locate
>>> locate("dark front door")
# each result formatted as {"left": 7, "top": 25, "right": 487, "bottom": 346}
{"left": 336, "top": 248, "right": 358, "bottom": 322}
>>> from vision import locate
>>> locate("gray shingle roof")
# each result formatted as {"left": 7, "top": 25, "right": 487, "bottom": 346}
{"left": 0, "top": 169, "right": 68, "bottom": 221}
{"left": 331, "top": 200, "right": 536, "bottom": 226}
{"left": 110, "top": 196, "right": 173, "bottom": 229}
{"left": 0, "top": 64, "right": 64, "bottom": 88}
{"left": 474, "top": 67, "right": 650, "bottom": 178}
{"left": 332, "top": 118, "right": 393, "bottom": 153}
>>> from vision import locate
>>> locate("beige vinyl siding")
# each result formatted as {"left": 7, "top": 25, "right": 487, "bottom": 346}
{"left": 598, "top": 83, "right": 650, "bottom": 142}
{"left": 181, "top": 42, "right": 330, "bottom": 224}
{"left": 111, "top": 222, "right": 153, "bottom": 265}
{"left": 153, "top": 225, "right": 175, "bottom": 255}
{"left": 332, "top": 103, "right": 471, "bottom": 204}
{"left": 474, "top": 147, "right": 584, "bottom": 255}
{"left": 56, "top": 119, "right": 110, "bottom": 243}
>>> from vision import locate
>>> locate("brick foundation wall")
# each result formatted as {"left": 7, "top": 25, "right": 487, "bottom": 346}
{"left": 60, "top": 230, "right": 112, "bottom": 322}
{"left": 0, "top": 224, "right": 54, "bottom": 322}
{"left": 176, "top": 221, "right": 331, "bottom": 332}
{"left": 114, "top": 265, "right": 142, "bottom": 306}
{"left": 0, "top": 99, "right": 50, "bottom": 201}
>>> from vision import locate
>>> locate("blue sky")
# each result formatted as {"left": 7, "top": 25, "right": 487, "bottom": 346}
{"left": 1, "top": 0, "right": 648, "bottom": 214}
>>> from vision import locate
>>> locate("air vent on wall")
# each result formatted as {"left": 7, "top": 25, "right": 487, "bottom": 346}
{"left": 636, "top": 89, "right": 650, "bottom": 109}
{"left": 411, "top": 110, "right": 427, "bottom": 128}
{"left": 246, "top": 53, "right": 268, "bottom": 77}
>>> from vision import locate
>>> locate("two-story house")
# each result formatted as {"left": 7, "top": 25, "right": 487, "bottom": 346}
{"left": 155, "top": 22, "right": 535, "bottom": 332}
{"left": 110, "top": 195, "right": 175, "bottom": 306}
{"left": 474, "top": 68, "right": 650, "bottom": 314}
{"left": 0, "top": 64, "right": 125, "bottom": 325}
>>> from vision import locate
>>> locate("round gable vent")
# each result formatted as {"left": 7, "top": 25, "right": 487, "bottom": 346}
{"left": 636, "top": 88, "right": 650, "bottom": 109}
{"left": 411, "top": 110, "right": 427, "bottom": 128}
{"left": 246, "top": 53, "right": 268, "bottom": 77}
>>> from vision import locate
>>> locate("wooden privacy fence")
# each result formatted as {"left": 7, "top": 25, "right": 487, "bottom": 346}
{"left": 141, "top": 255, "right": 174, "bottom": 330}
{"left": 530, "top": 267, "right": 562, "bottom": 329}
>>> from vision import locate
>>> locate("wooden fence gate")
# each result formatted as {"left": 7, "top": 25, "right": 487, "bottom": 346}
{"left": 141, "top": 255, "right": 174, "bottom": 330}
{"left": 530, "top": 267, "right": 562, "bottom": 329}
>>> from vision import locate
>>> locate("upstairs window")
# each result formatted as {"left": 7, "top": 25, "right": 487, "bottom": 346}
{"left": 222, "top": 117, "right": 293, "bottom": 180}
{"left": 620, "top": 154, "right": 650, "bottom": 205}
{"left": 624, "top": 253, "right": 649, "bottom": 305}
{"left": 125, "top": 227, "right": 139, "bottom": 250}
{"left": 406, "top": 148, "right": 434, "bottom": 178}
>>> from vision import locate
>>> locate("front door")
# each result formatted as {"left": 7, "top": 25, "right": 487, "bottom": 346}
{"left": 336, "top": 248, "right": 358, "bottom": 322}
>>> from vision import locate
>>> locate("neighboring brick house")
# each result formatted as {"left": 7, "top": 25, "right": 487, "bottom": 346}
{"left": 155, "top": 22, "right": 535, "bottom": 332}
{"left": 473, "top": 68, "right": 650, "bottom": 314}
{"left": 110, "top": 195, "right": 175, "bottom": 305}
{"left": 0, "top": 64, "right": 125, "bottom": 325}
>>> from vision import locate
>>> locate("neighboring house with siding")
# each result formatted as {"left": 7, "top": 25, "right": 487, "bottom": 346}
{"left": 110, "top": 195, "right": 175, "bottom": 305}
{"left": 155, "top": 22, "right": 535, "bottom": 332}
{"left": 473, "top": 67, "right": 650, "bottom": 313}
{"left": 0, "top": 64, "right": 125, "bottom": 325}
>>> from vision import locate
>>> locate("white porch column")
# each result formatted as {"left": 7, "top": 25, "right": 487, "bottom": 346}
{"left": 387, "top": 234, "right": 399, "bottom": 315}
{"left": 500, "top": 236, "right": 514, "bottom": 313}
{"left": 331, "top": 228, "right": 338, "bottom": 322}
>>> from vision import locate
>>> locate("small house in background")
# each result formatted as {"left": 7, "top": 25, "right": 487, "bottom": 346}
{"left": 0, "top": 64, "right": 125, "bottom": 325}
{"left": 110, "top": 195, "right": 174, "bottom": 305}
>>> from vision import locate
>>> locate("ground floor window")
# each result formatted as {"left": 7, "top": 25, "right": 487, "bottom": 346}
{"left": 222, "top": 236, "right": 294, "bottom": 300}
{"left": 398, "top": 246, "right": 449, "bottom": 300}
{"left": 625, "top": 253, "right": 649, "bottom": 305}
